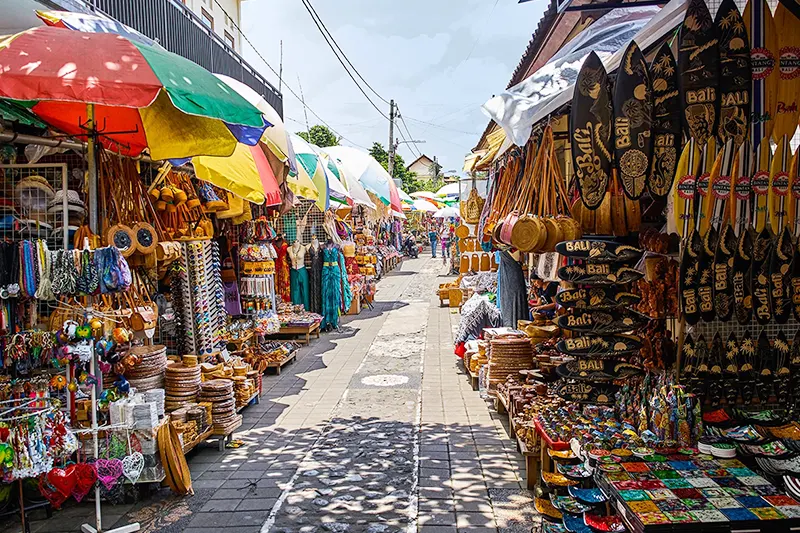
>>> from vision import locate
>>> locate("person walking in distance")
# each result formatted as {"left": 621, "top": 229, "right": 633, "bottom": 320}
{"left": 440, "top": 227, "right": 450, "bottom": 263}
{"left": 428, "top": 225, "right": 438, "bottom": 258}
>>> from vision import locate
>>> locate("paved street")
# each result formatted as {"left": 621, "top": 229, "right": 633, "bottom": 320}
{"left": 14, "top": 255, "right": 536, "bottom": 533}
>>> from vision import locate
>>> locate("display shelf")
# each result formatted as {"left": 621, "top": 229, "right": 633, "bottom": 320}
{"left": 264, "top": 350, "right": 297, "bottom": 375}
{"left": 211, "top": 416, "right": 243, "bottom": 452}
{"left": 182, "top": 426, "right": 214, "bottom": 455}
{"left": 462, "top": 356, "right": 479, "bottom": 391}
{"left": 269, "top": 322, "right": 321, "bottom": 345}
{"left": 516, "top": 436, "right": 540, "bottom": 490}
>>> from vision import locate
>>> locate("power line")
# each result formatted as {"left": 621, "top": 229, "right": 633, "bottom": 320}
{"left": 403, "top": 116, "right": 481, "bottom": 136}
{"left": 395, "top": 106, "right": 423, "bottom": 160}
{"left": 212, "top": 0, "right": 366, "bottom": 149}
{"left": 299, "top": 0, "right": 390, "bottom": 120}
{"left": 296, "top": 0, "right": 389, "bottom": 105}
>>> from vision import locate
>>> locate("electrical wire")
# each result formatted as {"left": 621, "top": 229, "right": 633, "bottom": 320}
{"left": 395, "top": 107, "right": 423, "bottom": 159}
{"left": 296, "top": 0, "right": 389, "bottom": 105}
{"left": 299, "top": 0, "right": 391, "bottom": 120}
{"left": 212, "top": 0, "right": 366, "bottom": 149}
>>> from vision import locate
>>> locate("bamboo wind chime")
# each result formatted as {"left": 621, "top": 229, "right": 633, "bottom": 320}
{"left": 487, "top": 125, "right": 581, "bottom": 253}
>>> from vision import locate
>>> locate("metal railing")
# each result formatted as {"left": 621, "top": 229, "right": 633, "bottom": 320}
{"left": 68, "top": 0, "right": 283, "bottom": 116}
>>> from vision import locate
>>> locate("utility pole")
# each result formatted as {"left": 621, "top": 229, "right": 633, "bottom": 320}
{"left": 433, "top": 156, "right": 440, "bottom": 184}
{"left": 278, "top": 40, "right": 283, "bottom": 92}
{"left": 387, "top": 99, "right": 395, "bottom": 178}
{"left": 298, "top": 75, "right": 310, "bottom": 139}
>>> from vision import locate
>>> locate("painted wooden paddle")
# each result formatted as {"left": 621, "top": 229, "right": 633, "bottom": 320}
{"left": 613, "top": 41, "right": 652, "bottom": 200}
{"left": 716, "top": 0, "right": 752, "bottom": 146}
{"left": 752, "top": 139, "right": 772, "bottom": 233}
{"left": 674, "top": 140, "right": 702, "bottom": 239}
{"left": 769, "top": 225, "right": 793, "bottom": 323}
{"left": 730, "top": 140, "right": 753, "bottom": 236}
{"left": 743, "top": 0, "right": 779, "bottom": 142}
{"left": 648, "top": 43, "right": 681, "bottom": 200}
{"left": 769, "top": 136, "right": 791, "bottom": 234}
{"left": 694, "top": 140, "right": 720, "bottom": 322}
{"left": 733, "top": 225, "right": 754, "bottom": 324}
{"left": 571, "top": 51, "right": 613, "bottom": 211}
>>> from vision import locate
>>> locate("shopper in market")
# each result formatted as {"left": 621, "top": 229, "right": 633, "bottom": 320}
{"left": 428, "top": 224, "right": 438, "bottom": 258}
{"left": 439, "top": 226, "right": 450, "bottom": 262}
{"left": 531, "top": 277, "right": 558, "bottom": 318}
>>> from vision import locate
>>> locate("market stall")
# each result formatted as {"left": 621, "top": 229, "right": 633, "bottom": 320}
{"left": 453, "top": 0, "right": 800, "bottom": 530}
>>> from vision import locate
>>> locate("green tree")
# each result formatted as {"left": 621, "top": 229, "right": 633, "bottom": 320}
{"left": 296, "top": 125, "right": 340, "bottom": 147}
{"left": 368, "top": 142, "right": 422, "bottom": 192}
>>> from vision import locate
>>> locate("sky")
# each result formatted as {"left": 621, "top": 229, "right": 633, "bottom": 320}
{"left": 240, "top": 0, "right": 547, "bottom": 176}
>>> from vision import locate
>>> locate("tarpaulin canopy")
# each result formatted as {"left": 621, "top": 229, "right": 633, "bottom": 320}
{"left": 481, "top": 4, "right": 683, "bottom": 150}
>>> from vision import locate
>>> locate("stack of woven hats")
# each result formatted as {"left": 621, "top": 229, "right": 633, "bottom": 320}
{"left": 125, "top": 345, "right": 167, "bottom": 391}
{"left": 488, "top": 337, "right": 534, "bottom": 392}
{"left": 199, "top": 379, "right": 239, "bottom": 431}
{"left": 164, "top": 360, "right": 202, "bottom": 412}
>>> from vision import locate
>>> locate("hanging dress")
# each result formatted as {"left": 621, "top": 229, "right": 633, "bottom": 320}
{"left": 321, "top": 245, "right": 343, "bottom": 329}
{"left": 498, "top": 250, "right": 527, "bottom": 328}
{"left": 308, "top": 245, "right": 323, "bottom": 314}
{"left": 274, "top": 240, "right": 291, "bottom": 303}
{"left": 337, "top": 248, "right": 353, "bottom": 314}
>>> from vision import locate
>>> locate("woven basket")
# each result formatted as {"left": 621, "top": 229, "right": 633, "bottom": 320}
{"left": 542, "top": 217, "right": 563, "bottom": 253}
{"left": 511, "top": 215, "right": 544, "bottom": 252}
{"left": 461, "top": 188, "right": 485, "bottom": 223}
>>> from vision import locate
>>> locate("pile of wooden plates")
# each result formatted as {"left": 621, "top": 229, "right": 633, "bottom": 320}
{"left": 165, "top": 363, "right": 202, "bottom": 412}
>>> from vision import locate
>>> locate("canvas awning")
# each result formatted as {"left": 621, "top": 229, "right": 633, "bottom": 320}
{"left": 482, "top": 1, "right": 686, "bottom": 151}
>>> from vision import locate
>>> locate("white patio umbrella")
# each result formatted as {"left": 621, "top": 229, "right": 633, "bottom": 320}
{"left": 319, "top": 147, "right": 376, "bottom": 209}
{"left": 412, "top": 199, "right": 439, "bottom": 212}
{"left": 435, "top": 183, "right": 460, "bottom": 198}
{"left": 433, "top": 206, "right": 460, "bottom": 218}
{"left": 411, "top": 191, "right": 438, "bottom": 200}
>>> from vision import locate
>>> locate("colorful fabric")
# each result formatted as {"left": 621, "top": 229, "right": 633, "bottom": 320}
{"left": 321, "top": 246, "right": 342, "bottom": 329}
{"left": 308, "top": 245, "right": 323, "bottom": 315}
{"left": 274, "top": 240, "right": 291, "bottom": 303}
{"left": 290, "top": 266, "right": 310, "bottom": 311}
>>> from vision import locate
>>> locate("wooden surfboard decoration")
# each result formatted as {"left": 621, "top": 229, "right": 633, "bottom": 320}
{"left": 557, "top": 264, "right": 644, "bottom": 285}
{"left": 674, "top": 140, "right": 702, "bottom": 239}
{"left": 752, "top": 223, "right": 774, "bottom": 324}
{"left": 571, "top": 52, "right": 613, "bottom": 211}
{"left": 792, "top": 241, "right": 800, "bottom": 321}
{"left": 769, "top": 225, "right": 794, "bottom": 323}
{"left": 713, "top": 222, "right": 737, "bottom": 321}
{"left": 680, "top": 227, "right": 703, "bottom": 325}
{"left": 555, "top": 287, "right": 642, "bottom": 309}
{"left": 734, "top": 227, "right": 754, "bottom": 324}
{"left": 756, "top": 330, "right": 774, "bottom": 403}
{"left": 708, "top": 139, "right": 736, "bottom": 232}
{"left": 554, "top": 240, "right": 643, "bottom": 263}
{"left": 788, "top": 148, "right": 800, "bottom": 236}
{"left": 678, "top": 0, "right": 720, "bottom": 146}
{"left": 752, "top": 138, "right": 772, "bottom": 232}
{"left": 614, "top": 41, "right": 652, "bottom": 200}
{"left": 769, "top": 136, "right": 791, "bottom": 234}
{"left": 716, "top": 0, "right": 752, "bottom": 145}
{"left": 698, "top": 147, "right": 723, "bottom": 321}
{"left": 556, "top": 334, "right": 643, "bottom": 357}
{"left": 556, "top": 308, "right": 649, "bottom": 335}
{"left": 730, "top": 139, "right": 753, "bottom": 236}
{"left": 724, "top": 332, "right": 740, "bottom": 404}
{"left": 695, "top": 138, "right": 718, "bottom": 238}
{"left": 743, "top": 0, "right": 779, "bottom": 142}
{"left": 773, "top": 0, "right": 800, "bottom": 141}
{"left": 738, "top": 330, "right": 756, "bottom": 403}
{"left": 648, "top": 43, "right": 681, "bottom": 200}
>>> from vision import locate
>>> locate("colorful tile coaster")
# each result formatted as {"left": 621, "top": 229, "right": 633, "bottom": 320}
{"left": 619, "top": 489, "right": 649, "bottom": 501}
{"left": 688, "top": 477, "right": 720, "bottom": 488}
{"left": 727, "top": 467, "right": 756, "bottom": 477}
{"left": 776, "top": 505, "right": 800, "bottom": 518}
{"left": 655, "top": 498, "right": 688, "bottom": 512}
{"left": 688, "top": 509, "right": 728, "bottom": 522}
{"left": 628, "top": 500, "right": 660, "bottom": 513}
{"left": 720, "top": 508, "right": 759, "bottom": 521}
{"left": 717, "top": 459, "right": 746, "bottom": 468}
{"left": 643, "top": 454, "right": 668, "bottom": 462}
{"left": 550, "top": 495, "right": 593, "bottom": 514}
{"left": 750, "top": 507, "right": 787, "bottom": 520}
{"left": 599, "top": 463, "right": 624, "bottom": 473}
{"left": 568, "top": 487, "right": 608, "bottom": 504}
{"left": 605, "top": 472, "right": 632, "bottom": 482}
{"left": 622, "top": 462, "right": 650, "bottom": 472}
{"left": 713, "top": 477, "right": 743, "bottom": 488}
{"left": 722, "top": 487, "right": 756, "bottom": 497}
{"left": 663, "top": 479, "right": 693, "bottom": 489}
{"left": 739, "top": 475, "right": 770, "bottom": 486}
{"left": 678, "top": 470, "right": 705, "bottom": 478}
{"left": 562, "top": 512, "right": 592, "bottom": 533}
{"left": 735, "top": 495, "right": 768, "bottom": 508}
{"left": 669, "top": 461, "right": 698, "bottom": 471}
{"left": 652, "top": 470, "right": 681, "bottom": 480}
{"left": 708, "top": 497, "right": 742, "bottom": 509}
{"left": 542, "top": 521, "right": 568, "bottom": 533}
{"left": 646, "top": 461, "right": 671, "bottom": 470}
{"left": 584, "top": 513, "right": 626, "bottom": 532}
{"left": 702, "top": 469, "right": 730, "bottom": 477}
{"left": 614, "top": 481, "right": 643, "bottom": 490}
{"left": 629, "top": 473, "right": 657, "bottom": 482}
{"left": 646, "top": 489, "right": 676, "bottom": 500}
{"left": 700, "top": 488, "right": 728, "bottom": 498}
{"left": 763, "top": 495, "right": 800, "bottom": 507}
{"left": 671, "top": 488, "right": 702, "bottom": 499}
{"left": 695, "top": 454, "right": 715, "bottom": 461}
{"left": 694, "top": 459, "right": 719, "bottom": 469}
{"left": 668, "top": 454, "right": 688, "bottom": 461}
{"left": 681, "top": 498, "right": 715, "bottom": 511}
{"left": 752, "top": 484, "right": 781, "bottom": 496}
{"left": 664, "top": 510, "right": 696, "bottom": 523}
{"left": 636, "top": 512, "right": 670, "bottom": 525}
{"left": 638, "top": 480, "right": 666, "bottom": 490}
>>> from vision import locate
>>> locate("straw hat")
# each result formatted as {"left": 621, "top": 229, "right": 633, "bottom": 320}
{"left": 16, "top": 175, "right": 54, "bottom": 213}
{"left": 48, "top": 189, "right": 86, "bottom": 215}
